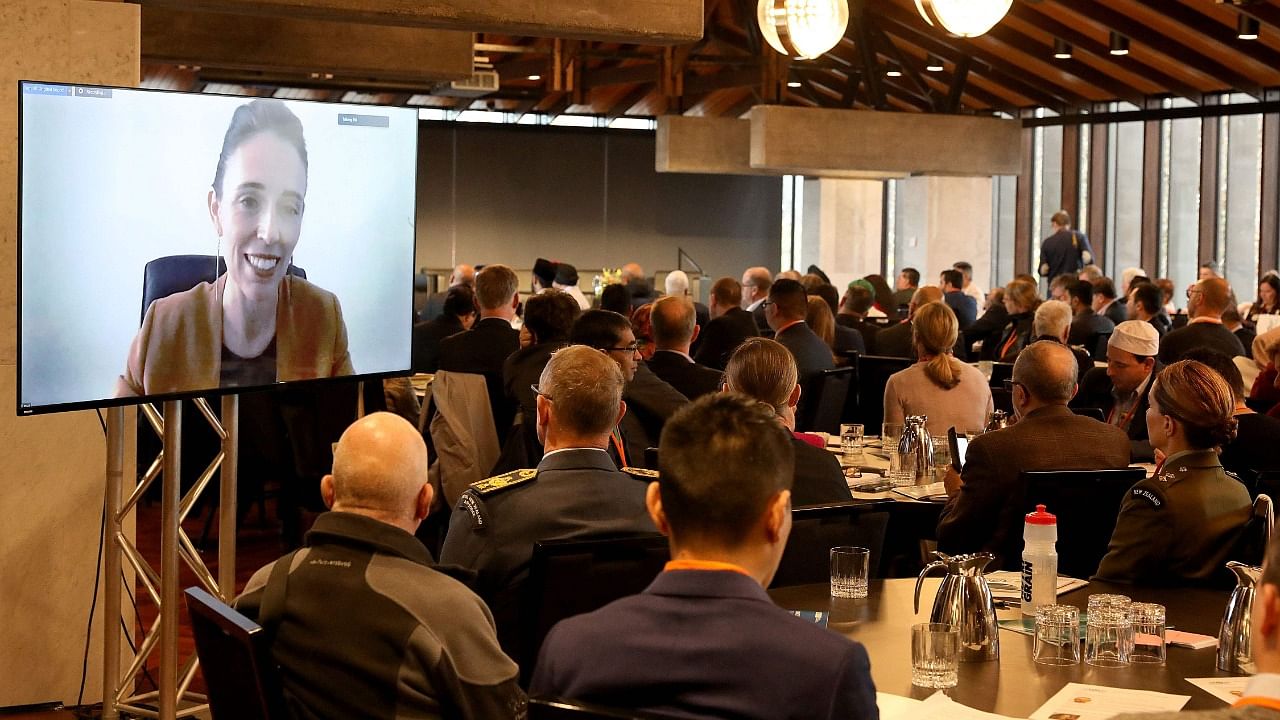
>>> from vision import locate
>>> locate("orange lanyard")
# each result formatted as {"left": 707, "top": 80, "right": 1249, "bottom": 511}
{"left": 664, "top": 559, "right": 752, "bottom": 576}
{"left": 999, "top": 331, "right": 1019, "bottom": 359}
{"left": 1107, "top": 400, "right": 1139, "bottom": 430}
{"left": 610, "top": 427, "right": 628, "bottom": 467}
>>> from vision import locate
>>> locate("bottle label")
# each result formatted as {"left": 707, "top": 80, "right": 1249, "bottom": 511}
{"left": 1021, "top": 560, "right": 1033, "bottom": 603}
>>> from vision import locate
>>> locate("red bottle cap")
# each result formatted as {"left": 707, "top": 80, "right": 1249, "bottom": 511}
{"left": 1025, "top": 504, "right": 1057, "bottom": 525}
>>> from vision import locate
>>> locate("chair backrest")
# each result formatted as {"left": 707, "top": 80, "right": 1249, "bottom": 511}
{"left": 799, "top": 366, "right": 854, "bottom": 434}
{"left": 770, "top": 500, "right": 892, "bottom": 588}
{"left": 522, "top": 534, "right": 670, "bottom": 681}
{"left": 529, "top": 698, "right": 679, "bottom": 720}
{"left": 1233, "top": 494, "right": 1274, "bottom": 567}
{"left": 853, "top": 355, "right": 913, "bottom": 428}
{"left": 987, "top": 362, "right": 1015, "bottom": 388}
{"left": 1253, "top": 470, "right": 1280, "bottom": 501}
{"left": 185, "top": 587, "right": 285, "bottom": 720}
{"left": 141, "top": 254, "right": 306, "bottom": 323}
{"left": 1021, "top": 468, "right": 1147, "bottom": 579}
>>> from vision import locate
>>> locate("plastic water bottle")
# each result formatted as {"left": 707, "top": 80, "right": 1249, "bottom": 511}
{"left": 1021, "top": 504, "right": 1058, "bottom": 616}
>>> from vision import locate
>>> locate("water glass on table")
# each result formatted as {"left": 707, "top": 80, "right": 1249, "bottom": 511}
{"left": 1033, "top": 605, "right": 1081, "bottom": 666}
{"left": 882, "top": 422, "right": 904, "bottom": 449}
{"left": 1129, "top": 602, "right": 1167, "bottom": 665}
{"left": 1086, "top": 607, "right": 1133, "bottom": 667}
{"left": 840, "top": 423, "right": 864, "bottom": 462}
{"left": 830, "top": 546, "right": 870, "bottom": 599}
{"left": 911, "top": 623, "right": 960, "bottom": 688}
{"left": 888, "top": 449, "right": 916, "bottom": 487}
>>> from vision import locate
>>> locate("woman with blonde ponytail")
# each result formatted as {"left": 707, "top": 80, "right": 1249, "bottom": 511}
{"left": 883, "top": 301, "right": 993, "bottom": 435}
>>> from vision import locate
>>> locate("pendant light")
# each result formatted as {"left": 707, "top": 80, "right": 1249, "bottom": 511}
{"left": 757, "top": 0, "right": 851, "bottom": 60}
{"left": 914, "top": 0, "right": 1013, "bottom": 38}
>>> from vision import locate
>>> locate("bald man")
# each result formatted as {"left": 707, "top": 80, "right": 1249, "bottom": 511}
{"left": 236, "top": 413, "right": 524, "bottom": 719}
{"left": 647, "top": 296, "right": 724, "bottom": 400}
{"left": 741, "top": 266, "right": 773, "bottom": 332}
{"left": 937, "top": 341, "right": 1131, "bottom": 570}
{"left": 419, "top": 263, "right": 476, "bottom": 322}
{"left": 1159, "top": 276, "right": 1245, "bottom": 364}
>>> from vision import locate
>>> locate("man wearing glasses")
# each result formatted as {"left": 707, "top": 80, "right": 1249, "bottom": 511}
{"left": 1159, "top": 277, "right": 1246, "bottom": 365}
{"left": 741, "top": 266, "right": 773, "bottom": 332}
{"left": 440, "top": 345, "right": 655, "bottom": 660}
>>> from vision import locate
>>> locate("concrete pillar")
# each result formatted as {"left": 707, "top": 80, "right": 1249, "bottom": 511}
{"left": 893, "top": 176, "right": 994, "bottom": 293}
{"left": 798, "top": 178, "right": 885, "bottom": 290}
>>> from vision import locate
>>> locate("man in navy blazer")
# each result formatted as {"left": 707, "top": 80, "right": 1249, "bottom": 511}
{"left": 768, "top": 278, "right": 836, "bottom": 380}
{"left": 531, "top": 393, "right": 878, "bottom": 720}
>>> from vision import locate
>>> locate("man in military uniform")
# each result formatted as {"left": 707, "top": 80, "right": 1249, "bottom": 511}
{"left": 439, "top": 345, "right": 656, "bottom": 658}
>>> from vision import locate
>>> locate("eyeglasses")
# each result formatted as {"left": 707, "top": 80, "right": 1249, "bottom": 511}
{"left": 760, "top": 299, "right": 774, "bottom": 309}
{"left": 530, "top": 384, "right": 553, "bottom": 401}
{"left": 1003, "top": 379, "right": 1027, "bottom": 394}
{"left": 606, "top": 342, "right": 642, "bottom": 354}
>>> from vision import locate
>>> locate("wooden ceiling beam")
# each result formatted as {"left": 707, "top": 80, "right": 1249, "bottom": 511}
{"left": 583, "top": 63, "right": 660, "bottom": 89}
{"left": 1047, "top": 0, "right": 1262, "bottom": 98}
{"left": 976, "top": 23, "right": 1145, "bottom": 105}
{"left": 1127, "top": 0, "right": 1280, "bottom": 74}
{"left": 139, "top": 0, "right": 703, "bottom": 44}
{"left": 1008, "top": 3, "right": 1203, "bottom": 102}
{"left": 684, "top": 66, "right": 762, "bottom": 95}
{"left": 604, "top": 84, "right": 656, "bottom": 119}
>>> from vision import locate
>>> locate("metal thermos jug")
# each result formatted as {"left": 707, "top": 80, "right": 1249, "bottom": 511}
{"left": 898, "top": 415, "right": 934, "bottom": 485}
{"left": 914, "top": 552, "right": 1001, "bottom": 662}
{"left": 1218, "top": 561, "right": 1262, "bottom": 673}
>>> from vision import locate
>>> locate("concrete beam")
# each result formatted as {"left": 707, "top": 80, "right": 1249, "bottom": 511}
{"left": 139, "top": 0, "right": 703, "bottom": 44}
{"left": 749, "top": 106, "right": 1021, "bottom": 177}
{"left": 142, "top": 7, "right": 474, "bottom": 82}
{"left": 656, "top": 116, "right": 903, "bottom": 179}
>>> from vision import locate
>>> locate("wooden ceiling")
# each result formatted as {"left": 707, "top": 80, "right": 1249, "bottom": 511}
{"left": 138, "top": 0, "right": 1280, "bottom": 118}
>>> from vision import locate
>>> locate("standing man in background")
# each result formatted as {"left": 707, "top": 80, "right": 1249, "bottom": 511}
{"left": 1039, "top": 211, "right": 1094, "bottom": 285}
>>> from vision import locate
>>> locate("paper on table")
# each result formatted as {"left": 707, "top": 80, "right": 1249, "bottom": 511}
{"left": 893, "top": 482, "right": 947, "bottom": 500}
{"left": 915, "top": 692, "right": 1021, "bottom": 720}
{"left": 1186, "top": 677, "right": 1249, "bottom": 705}
{"left": 985, "top": 571, "right": 1088, "bottom": 601}
{"left": 876, "top": 692, "right": 923, "bottom": 720}
{"left": 1029, "top": 683, "right": 1190, "bottom": 720}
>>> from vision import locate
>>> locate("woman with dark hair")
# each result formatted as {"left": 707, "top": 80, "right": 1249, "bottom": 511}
{"left": 598, "top": 283, "right": 632, "bottom": 318}
{"left": 992, "top": 278, "right": 1040, "bottom": 362}
{"left": 1095, "top": 360, "right": 1253, "bottom": 585}
{"left": 504, "top": 289, "right": 582, "bottom": 444}
{"left": 411, "top": 285, "right": 476, "bottom": 373}
{"left": 862, "top": 274, "right": 897, "bottom": 319}
{"left": 118, "top": 99, "right": 351, "bottom": 396}
{"left": 1245, "top": 274, "right": 1280, "bottom": 331}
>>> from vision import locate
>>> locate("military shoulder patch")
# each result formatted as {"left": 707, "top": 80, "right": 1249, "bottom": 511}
{"left": 1132, "top": 486, "right": 1164, "bottom": 509}
{"left": 456, "top": 492, "right": 488, "bottom": 531}
{"left": 470, "top": 468, "right": 537, "bottom": 496}
{"left": 622, "top": 467, "right": 659, "bottom": 480}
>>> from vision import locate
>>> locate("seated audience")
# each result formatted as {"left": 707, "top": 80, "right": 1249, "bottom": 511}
{"left": 724, "top": 338, "right": 853, "bottom": 505}
{"left": 664, "top": 269, "right": 710, "bottom": 335}
{"left": 647, "top": 296, "right": 724, "bottom": 400}
{"left": 836, "top": 281, "right": 881, "bottom": 353}
{"left": 937, "top": 341, "right": 1131, "bottom": 569}
{"left": 1093, "top": 277, "right": 1127, "bottom": 326}
{"left": 571, "top": 310, "right": 687, "bottom": 468}
{"left": 1156, "top": 277, "right": 1178, "bottom": 316}
{"left": 893, "top": 267, "right": 920, "bottom": 310}
{"left": 693, "top": 276, "right": 760, "bottom": 370}
{"left": 1225, "top": 307, "right": 1256, "bottom": 353}
{"left": 767, "top": 279, "right": 835, "bottom": 379}
{"left": 1078, "top": 264, "right": 1104, "bottom": 283}
{"left": 805, "top": 295, "right": 838, "bottom": 362}
{"left": 1066, "top": 279, "right": 1115, "bottom": 347}
{"left": 623, "top": 262, "right": 654, "bottom": 310}
{"left": 1071, "top": 321, "right": 1161, "bottom": 462}
{"left": 741, "top": 266, "right": 773, "bottom": 332}
{"left": 876, "top": 285, "right": 944, "bottom": 360}
{"left": 441, "top": 346, "right": 655, "bottom": 654}
{"left": 1049, "top": 273, "right": 1075, "bottom": 303}
{"left": 1128, "top": 281, "right": 1171, "bottom": 337}
{"left": 598, "top": 283, "right": 633, "bottom": 318}
{"left": 531, "top": 393, "right": 878, "bottom": 719}
{"left": 812, "top": 284, "right": 865, "bottom": 357}
{"left": 883, "top": 302, "right": 992, "bottom": 436}
{"left": 940, "top": 269, "right": 977, "bottom": 330}
{"left": 1185, "top": 348, "right": 1280, "bottom": 482}
{"left": 419, "top": 263, "right": 475, "bottom": 323}
{"left": 864, "top": 273, "right": 898, "bottom": 319}
{"left": 966, "top": 287, "right": 1009, "bottom": 360}
{"left": 551, "top": 263, "right": 590, "bottom": 311}
{"left": 630, "top": 302, "right": 657, "bottom": 360}
{"left": 993, "top": 278, "right": 1041, "bottom": 362}
{"left": 531, "top": 257, "right": 557, "bottom": 294}
{"left": 438, "top": 264, "right": 522, "bottom": 438}
{"left": 1095, "top": 361, "right": 1252, "bottom": 585}
{"left": 1026, "top": 299, "right": 1092, "bottom": 379}
{"left": 411, "top": 285, "right": 476, "bottom": 373}
{"left": 954, "top": 261, "right": 986, "bottom": 307}
{"left": 1246, "top": 274, "right": 1280, "bottom": 331}
{"left": 237, "top": 413, "right": 523, "bottom": 718}
{"left": 504, "top": 289, "right": 580, "bottom": 438}
{"left": 1160, "top": 277, "right": 1246, "bottom": 364}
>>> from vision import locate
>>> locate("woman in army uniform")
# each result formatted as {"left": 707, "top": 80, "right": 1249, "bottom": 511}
{"left": 1095, "top": 360, "right": 1253, "bottom": 585}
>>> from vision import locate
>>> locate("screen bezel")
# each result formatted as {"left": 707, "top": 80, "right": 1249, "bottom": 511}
{"left": 16, "top": 80, "right": 418, "bottom": 416}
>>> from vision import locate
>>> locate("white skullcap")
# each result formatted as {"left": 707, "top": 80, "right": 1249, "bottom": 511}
{"left": 665, "top": 270, "right": 690, "bottom": 296}
{"left": 1109, "top": 320, "right": 1160, "bottom": 357}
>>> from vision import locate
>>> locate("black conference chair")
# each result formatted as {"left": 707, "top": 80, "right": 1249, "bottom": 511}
{"left": 140, "top": 254, "right": 305, "bottom": 323}
{"left": 521, "top": 534, "right": 670, "bottom": 683}
{"left": 1231, "top": 494, "right": 1274, "bottom": 568}
{"left": 185, "top": 587, "right": 285, "bottom": 720}
{"left": 770, "top": 500, "right": 892, "bottom": 588}
{"left": 529, "top": 698, "right": 681, "bottom": 720}
{"left": 987, "top": 362, "right": 1015, "bottom": 389}
{"left": 1021, "top": 468, "right": 1146, "bottom": 579}
{"left": 798, "top": 366, "right": 854, "bottom": 434}
{"left": 643, "top": 447, "right": 659, "bottom": 470}
{"left": 853, "top": 355, "right": 913, "bottom": 429}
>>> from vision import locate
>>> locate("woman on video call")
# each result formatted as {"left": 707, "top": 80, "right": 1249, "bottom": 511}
{"left": 116, "top": 99, "right": 353, "bottom": 397}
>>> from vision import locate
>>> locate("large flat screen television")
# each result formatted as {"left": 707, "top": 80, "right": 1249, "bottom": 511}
{"left": 18, "top": 81, "right": 418, "bottom": 415}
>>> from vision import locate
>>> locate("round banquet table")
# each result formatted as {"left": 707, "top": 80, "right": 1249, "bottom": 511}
{"left": 768, "top": 578, "right": 1243, "bottom": 716}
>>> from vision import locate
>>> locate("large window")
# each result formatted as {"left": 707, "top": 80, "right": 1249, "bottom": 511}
{"left": 1106, "top": 104, "right": 1144, "bottom": 279}
{"left": 1159, "top": 98, "right": 1201, "bottom": 296}
{"left": 1223, "top": 94, "right": 1263, "bottom": 302}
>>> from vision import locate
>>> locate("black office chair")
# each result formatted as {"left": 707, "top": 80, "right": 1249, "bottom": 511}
{"left": 991, "top": 387, "right": 1014, "bottom": 415}
{"left": 1021, "top": 468, "right": 1146, "bottom": 579}
{"left": 140, "top": 254, "right": 305, "bottom": 323}
{"left": 1231, "top": 494, "right": 1274, "bottom": 568}
{"left": 853, "top": 355, "right": 913, "bottom": 428}
{"left": 798, "top": 366, "right": 854, "bottom": 434}
{"left": 643, "top": 447, "right": 659, "bottom": 470}
{"left": 770, "top": 500, "right": 892, "bottom": 588}
{"left": 529, "top": 698, "right": 681, "bottom": 720}
{"left": 521, "top": 535, "right": 670, "bottom": 683}
{"left": 185, "top": 587, "right": 285, "bottom": 720}
{"left": 987, "top": 362, "right": 1015, "bottom": 388}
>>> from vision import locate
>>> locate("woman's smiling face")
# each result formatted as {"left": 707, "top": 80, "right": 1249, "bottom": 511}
{"left": 209, "top": 131, "right": 307, "bottom": 299}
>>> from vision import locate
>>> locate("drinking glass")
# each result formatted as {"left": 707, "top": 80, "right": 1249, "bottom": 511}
{"left": 978, "top": 360, "right": 994, "bottom": 380}
{"left": 888, "top": 450, "right": 916, "bottom": 487}
{"left": 931, "top": 437, "right": 951, "bottom": 482}
{"left": 1130, "top": 603, "right": 1167, "bottom": 665}
{"left": 840, "top": 423, "right": 865, "bottom": 462}
{"left": 882, "top": 422, "right": 904, "bottom": 449}
{"left": 1034, "top": 605, "right": 1081, "bottom": 666}
{"left": 830, "top": 546, "right": 870, "bottom": 599}
{"left": 911, "top": 623, "right": 960, "bottom": 688}
{"left": 1085, "top": 607, "right": 1132, "bottom": 667}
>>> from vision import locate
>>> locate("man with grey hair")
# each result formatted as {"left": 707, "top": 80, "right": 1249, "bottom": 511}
{"left": 937, "top": 341, "right": 1131, "bottom": 569}
{"left": 440, "top": 345, "right": 655, "bottom": 657}
{"left": 647, "top": 296, "right": 724, "bottom": 400}
{"left": 1030, "top": 299, "right": 1092, "bottom": 379}
{"left": 237, "top": 413, "right": 524, "bottom": 719}
{"left": 664, "top": 270, "right": 710, "bottom": 339}
{"left": 741, "top": 266, "right": 773, "bottom": 331}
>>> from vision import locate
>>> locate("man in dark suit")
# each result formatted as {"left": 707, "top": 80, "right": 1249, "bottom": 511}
{"left": 502, "top": 289, "right": 580, "bottom": 443}
{"left": 893, "top": 267, "right": 920, "bottom": 311}
{"left": 741, "top": 266, "right": 773, "bottom": 332}
{"left": 940, "top": 269, "right": 977, "bottom": 330}
{"left": 1066, "top": 279, "right": 1115, "bottom": 347}
{"left": 937, "top": 341, "right": 1131, "bottom": 570}
{"left": 531, "top": 393, "right": 878, "bottom": 720}
{"left": 663, "top": 270, "right": 710, "bottom": 337}
{"left": 874, "top": 286, "right": 943, "bottom": 360}
{"left": 411, "top": 285, "right": 476, "bottom": 373}
{"left": 417, "top": 263, "right": 474, "bottom": 323}
{"left": 1093, "top": 277, "right": 1128, "bottom": 327}
{"left": 441, "top": 346, "right": 655, "bottom": 659}
{"left": 694, "top": 277, "right": 760, "bottom": 370}
{"left": 438, "top": 264, "right": 522, "bottom": 439}
{"left": 1160, "top": 277, "right": 1246, "bottom": 364}
{"left": 836, "top": 282, "right": 882, "bottom": 354}
{"left": 766, "top": 278, "right": 834, "bottom": 378}
{"left": 646, "top": 296, "right": 724, "bottom": 401}
{"left": 1070, "top": 321, "right": 1160, "bottom": 462}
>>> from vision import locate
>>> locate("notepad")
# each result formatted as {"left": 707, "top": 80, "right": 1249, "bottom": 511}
{"left": 1029, "top": 683, "right": 1189, "bottom": 720}
{"left": 985, "top": 571, "right": 1088, "bottom": 602}
{"left": 892, "top": 482, "right": 948, "bottom": 500}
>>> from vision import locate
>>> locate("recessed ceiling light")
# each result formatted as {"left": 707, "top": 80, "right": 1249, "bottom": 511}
{"left": 1053, "top": 38, "right": 1073, "bottom": 60}
{"left": 787, "top": 81, "right": 803, "bottom": 88}
{"left": 886, "top": 68, "right": 903, "bottom": 78}
{"left": 1239, "top": 14, "right": 1260, "bottom": 40}
{"left": 925, "top": 54, "right": 945, "bottom": 72}
{"left": 527, "top": 74, "right": 542, "bottom": 81}
{"left": 1109, "top": 31, "right": 1130, "bottom": 56}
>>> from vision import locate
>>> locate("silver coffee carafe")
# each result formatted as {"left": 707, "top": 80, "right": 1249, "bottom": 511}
{"left": 898, "top": 415, "right": 934, "bottom": 485}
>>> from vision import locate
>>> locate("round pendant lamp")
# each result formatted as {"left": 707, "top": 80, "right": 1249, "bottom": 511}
{"left": 914, "top": 0, "right": 1013, "bottom": 38}
{"left": 757, "top": 0, "right": 850, "bottom": 60}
